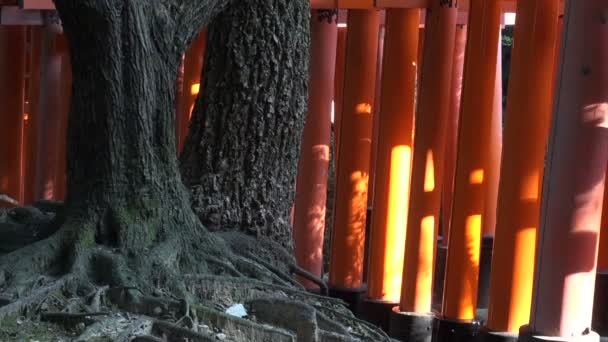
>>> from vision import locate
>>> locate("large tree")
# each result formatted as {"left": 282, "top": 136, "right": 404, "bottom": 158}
{"left": 0, "top": 1, "right": 388, "bottom": 340}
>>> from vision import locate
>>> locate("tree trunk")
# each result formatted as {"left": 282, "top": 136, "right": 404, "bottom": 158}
{"left": 180, "top": 0, "right": 310, "bottom": 250}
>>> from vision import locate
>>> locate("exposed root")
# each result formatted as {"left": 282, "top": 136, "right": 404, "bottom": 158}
{"left": 0, "top": 207, "right": 389, "bottom": 341}
{"left": 153, "top": 319, "right": 216, "bottom": 341}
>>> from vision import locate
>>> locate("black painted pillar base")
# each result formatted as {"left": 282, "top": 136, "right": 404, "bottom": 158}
{"left": 388, "top": 308, "right": 434, "bottom": 342}
{"left": 360, "top": 299, "right": 398, "bottom": 332}
{"left": 518, "top": 326, "right": 600, "bottom": 342}
{"left": 477, "top": 329, "right": 518, "bottom": 342}
{"left": 477, "top": 235, "right": 494, "bottom": 310}
{"left": 593, "top": 271, "right": 608, "bottom": 339}
{"left": 432, "top": 317, "right": 481, "bottom": 342}
{"left": 328, "top": 286, "right": 367, "bottom": 316}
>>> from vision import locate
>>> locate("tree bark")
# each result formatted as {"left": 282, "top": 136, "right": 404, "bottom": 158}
{"left": 180, "top": 0, "right": 310, "bottom": 250}
{"left": 47, "top": 0, "right": 229, "bottom": 251}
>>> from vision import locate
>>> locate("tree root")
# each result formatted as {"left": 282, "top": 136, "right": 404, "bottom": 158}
{"left": 0, "top": 211, "right": 390, "bottom": 341}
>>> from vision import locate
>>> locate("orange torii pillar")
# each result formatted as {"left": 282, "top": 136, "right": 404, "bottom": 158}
{"left": 438, "top": 0, "right": 502, "bottom": 339}
{"left": 176, "top": 30, "right": 206, "bottom": 155}
{"left": 477, "top": 30, "right": 504, "bottom": 312}
{"left": 23, "top": 27, "right": 43, "bottom": 205}
{"left": 520, "top": 1, "right": 608, "bottom": 340}
{"left": 328, "top": 9, "right": 380, "bottom": 313}
{"left": 363, "top": 23, "right": 385, "bottom": 285}
{"left": 441, "top": 24, "right": 467, "bottom": 244}
{"left": 595, "top": 167, "right": 608, "bottom": 337}
{"left": 0, "top": 26, "right": 27, "bottom": 207}
{"left": 293, "top": 10, "right": 338, "bottom": 292}
{"left": 362, "top": 8, "right": 419, "bottom": 330}
{"left": 36, "top": 25, "right": 70, "bottom": 201}
{"left": 432, "top": 23, "right": 467, "bottom": 316}
{"left": 333, "top": 25, "right": 347, "bottom": 165}
{"left": 482, "top": 0, "right": 561, "bottom": 340}
{"left": 388, "top": 1, "right": 459, "bottom": 340}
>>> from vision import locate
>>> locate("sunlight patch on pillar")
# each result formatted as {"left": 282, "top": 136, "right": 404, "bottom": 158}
{"left": 382, "top": 145, "right": 412, "bottom": 302}
{"left": 424, "top": 149, "right": 435, "bottom": 192}
{"left": 469, "top": 168, "right": 484, "bottom": 185}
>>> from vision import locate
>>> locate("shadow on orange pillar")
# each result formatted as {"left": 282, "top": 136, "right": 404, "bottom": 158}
{"left": 333, "top": 25, "right": 347, "bottom": 165}
{"left": 364, "top": 9, "right": 419, "bottom": 325}
{"left": 176, "top": 30, "right": 207, "bottom": 155}
{"left": 482, "top": 33, "right": 503, "bottom": 238}
{"left": 23, "top": 27, "right": 43, "bottom": 205}
{"left": 441, "top": 0, "right": 501, "bottom": 326}
{"left": 484, "top": 0, "right": 561, "bottom": 336}
{"left": 522, "top": 0, "right": 608, "bottom": 339}
{"left": 328, "top": 9, "right": 380, "bottom": 306}
{"left": 0, "top": 26, "right": 27, "bottom": 207}
{"left": 367, "top": 23, "right": 385, "bottom": 216}
{"left": 293, "top": 11, "right": 338, "bottom": 291}
{"left": 441, "top": 24, "right": 467, "bottom": 242}
{"left": 395, "top": 0, "right": 459, "bottom": 325}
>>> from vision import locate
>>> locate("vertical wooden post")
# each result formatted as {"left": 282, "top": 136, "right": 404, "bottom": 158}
{"left": 441, "top": 24, "right": 467, "bottom": 242}
{"left": 333, "top": 25, "right": 347, "bottom": 165}
{"left": 23, "top": 27, "right": 43, "bottom": 205}
{"left": 363, "top": 8, "right": 419, "bottom": 329}
{"left": 176, "top": 30, "right": 207, "bottom": 155}
{"left": 328, "top": 9, "right": 380, "bottom": 312}
{"left": 484, "top": 0, "right": 561, "bottom": 337}
{"left": 293, "top": 10, "right": 338, "bottom": 291}
{"left": 0, "top": 26, "right": 27, "bottom": 207}
{"left": 388, "top": 1, "right": 458, "bottom": 340}
{"left": 440, "top": 0, "right": 501, "bottom": 333}
{"left": 521, "top": 0, "right": 608, "bottom": 340}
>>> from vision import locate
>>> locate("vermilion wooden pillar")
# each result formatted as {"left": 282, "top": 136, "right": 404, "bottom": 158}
{"left": 483, "top": 35, "right": 503, "bottom": 238}
{"left": 333, "top": 25, "right": 347, "bottom": 165}
{"left": 176, "top": 30, "right": 207, "bottom": 155}
{"left": 476, "top": 31, "right": 504, "bottom": 312}
{"left": 441, "top": 24, "right": 467, "bottom": 242}
{"left": 328, "top": 9, "right": 380, "bottom": 311}
{"left": 367, "top": 24, "right": 384, "bottom": 209}
{"left": 363, "top": 8, "right": 419, "bottom": 328}
{"left": 0, "top": 26, "right": 27, "bottom": 207}
{"left": 293, "top": 10, "right": 338, "bottom": 291}
{"left": 484, "top": 0, "right": 561, "bottom": 338}
{"left": 23, "top": 27, "right": 43, "bottom": 205}
{"left": 389, "top": 1, "right": 458, "bottom": 340}
{"left": 440, "top": 0, "right": 501, "bottom": 333}
{"left": 36, "top": 24, "right": 67, "bottom": 201}
{"left": 522, "top": 0, "right": 608, "bottom": 340}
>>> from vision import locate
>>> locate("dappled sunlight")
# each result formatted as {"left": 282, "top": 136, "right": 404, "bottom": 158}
{"left": 424, "top": 149, "right": 435, "bottom": 192}
{"left": 454, "top": 214, "right": 481, "bottom": 319}
{"left": 311, "top": 144, "right": 330, "bottom": 162}
{"left": 355, "top": 102, "right": 372, "bottom": 115}
{"left": 381, "top": 145, "right": 412, "bottom": 302}
{"left": 413, "top": 215, "right": 435, "bottom": 310}
{"left": 520, "top": 169, "right": 540, "bottom": 200}
{"left": 469, "top": 168, "right": 484, "bottom": 185}
{"left": 190, "top": 83, "right": 200, "bottom": 95}
{"left": 508, "top": 226, "right": 536, "bottom": 331}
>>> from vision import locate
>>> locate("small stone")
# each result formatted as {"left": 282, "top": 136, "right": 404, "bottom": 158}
{"left": 215, "top": 333, "right": 227, "bottom": 340}
{"left": 76, "top": 322, "right": 86, "bottom": 332}
{"left": 152, "top": 307, "right": 163, "bottom": 316}
{"left": 199, "top": 325, "right": 210, "bottom": 334}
